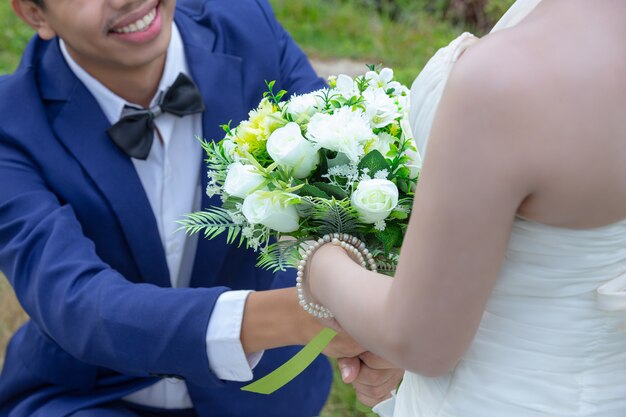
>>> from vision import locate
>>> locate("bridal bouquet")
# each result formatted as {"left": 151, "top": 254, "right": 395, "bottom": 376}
{"left": 182, "top": 66, "right": 420, "bottom": 275}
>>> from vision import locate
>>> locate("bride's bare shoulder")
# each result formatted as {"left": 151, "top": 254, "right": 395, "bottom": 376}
{"left": 447, "top": 2, "right": 626, "bottom": 111}
{"left": 447, "top": 27, "right": 554, "bottom": 106}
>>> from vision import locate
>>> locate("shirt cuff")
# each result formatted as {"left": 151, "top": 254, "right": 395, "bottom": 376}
{"left": 206, "top": 290, "right": 264, "bottom": 381}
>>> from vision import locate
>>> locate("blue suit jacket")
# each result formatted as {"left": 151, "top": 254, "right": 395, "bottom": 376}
{"left": 0, "top": 1, "right": 331, "bottom": 416}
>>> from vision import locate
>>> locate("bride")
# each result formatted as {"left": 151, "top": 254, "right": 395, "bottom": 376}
{"left": 305, "top": 0, "right": 626, "bottom": 415}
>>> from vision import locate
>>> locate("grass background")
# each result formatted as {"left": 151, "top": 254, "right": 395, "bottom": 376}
{"left": 0, "top": 0, "right": 513, "bottom": 415}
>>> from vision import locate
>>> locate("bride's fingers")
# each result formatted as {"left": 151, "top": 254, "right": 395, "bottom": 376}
{"left": 358, "top": 351, "right": 399, "bottom": 370}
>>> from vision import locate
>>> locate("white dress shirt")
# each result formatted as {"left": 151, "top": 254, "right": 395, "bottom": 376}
{"left": 60, "top": 23, "right": 262, "bottom": 409}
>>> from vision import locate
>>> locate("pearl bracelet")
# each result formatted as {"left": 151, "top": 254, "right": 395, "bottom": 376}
{"left": 296, "top": 233, "right": 378, "bottom": 319}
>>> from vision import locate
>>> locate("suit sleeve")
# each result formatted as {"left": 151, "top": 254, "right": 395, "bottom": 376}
{"left": 254, "top": 0, "right": 327, "bottom": 95}
{"left": 0, "top": 132, "right": 227, "bottom": 388}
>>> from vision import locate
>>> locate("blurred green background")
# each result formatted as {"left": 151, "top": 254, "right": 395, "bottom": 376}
{"left": 0, "top": 0, "right": 514, "bottom": 415}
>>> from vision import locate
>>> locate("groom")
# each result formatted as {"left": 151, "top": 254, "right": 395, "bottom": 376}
{"left": 0, "top": 0, "right": 400, "bottom": 416}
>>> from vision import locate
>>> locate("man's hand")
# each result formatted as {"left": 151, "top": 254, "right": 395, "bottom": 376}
{"left": 241, "top": 288, "right": 366, "bottom": 357}
{"left": 338, "top": 352, "right": 403, "bottom": 407}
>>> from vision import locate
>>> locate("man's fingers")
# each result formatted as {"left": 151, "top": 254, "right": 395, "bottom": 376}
{"left": 353, "top": 358, "right": 402, "bottom": 387}
{"left": 355, "top": 387, "right": 393, "bottom": 408}
{"left": 349, "top": 355, "right": 403, "bottom": 407}
{"left": 337, "top": 356, "right": 361, "bottom": 384}
{"left": 352, "top": 367, "right": 400, "bottom": 392}
{"left": 352, "top": 371, "right": 398, "bottom": 405}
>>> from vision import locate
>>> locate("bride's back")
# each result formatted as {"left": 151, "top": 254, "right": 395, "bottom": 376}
{"left": 458, "top": 0, "right": 626, "bottom": 229}
{"left": 390, "top": 4, "right": 626, "bottom": 416}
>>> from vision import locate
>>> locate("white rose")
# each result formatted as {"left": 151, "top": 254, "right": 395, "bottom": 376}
{"left": 223, "top": 162, "right": 266, "bottom": 198}
{"left": 306, "top": 107, "right": 374, "bottom": 163}
{"left": 363, "top": 88, "right": 401, "bottom": 129}
{"left": 242, "top": 191, "right": 300, "bottom": 232}
{"left": 267, "top": 122, "right": 320, "bottom": 178}
{"left": 351, "top": 179, "right": 399, "bottom": 224}
{"left": 287, "top": 92, "right": 322, "bottom": 122}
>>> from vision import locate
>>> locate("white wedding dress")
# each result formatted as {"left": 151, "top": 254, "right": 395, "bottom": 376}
{"left": 373, "top": 1, "right": 626, "bottom": 416}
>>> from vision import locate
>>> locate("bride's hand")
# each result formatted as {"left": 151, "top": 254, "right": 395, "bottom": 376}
{"left": 321, "top": 330, "right": 365, "bottom": 359}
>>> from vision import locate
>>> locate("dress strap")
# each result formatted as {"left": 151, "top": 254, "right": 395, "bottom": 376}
{"left": 408, "top": 32, "right": 478, "bottom": 156}
{"left": 490, "top": 0, "right": 543, "bottom": 33}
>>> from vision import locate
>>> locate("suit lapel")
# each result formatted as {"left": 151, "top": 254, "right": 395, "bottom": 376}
{"left": 175, "top": 13, "right": 247, "bottom": 288}
{"left": 40, "top": 40, "right": 171, "bottom": 288}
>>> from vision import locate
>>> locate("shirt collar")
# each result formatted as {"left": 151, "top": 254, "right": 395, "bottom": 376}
{"left": 60, "top": 23, "right": 189, "bottom": 125}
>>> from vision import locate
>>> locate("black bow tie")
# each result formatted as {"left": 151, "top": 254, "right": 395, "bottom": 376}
{"left": 107, "top": 73, "right": 205, "bottom": 160}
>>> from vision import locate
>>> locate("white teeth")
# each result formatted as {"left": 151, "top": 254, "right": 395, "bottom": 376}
{"left": 112, "top": 8, "right": 156, "bottom": 34}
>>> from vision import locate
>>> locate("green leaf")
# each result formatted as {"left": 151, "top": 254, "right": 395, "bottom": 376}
{"left": 220, "top": 121, "right": 233, "bottom": 135}
{"left": 389, "top": 210, "right": 409, "bottom": 220}
{"left": 358, "top": 150, "right": 390, "bottom": 176}
{"left": 330, "top": 99, "right": 342, "bottom": 108}
{"left": 374, "top": 223, "right": 403, "bottom": 253}
{"left": 297, "top": 184, "right": 331, "bottom": 199}
{"left": 312, "top": 182, "right": 349, "bottom": 199}
{"left": 394, "top": 166, "right": 411, "bottom": 178}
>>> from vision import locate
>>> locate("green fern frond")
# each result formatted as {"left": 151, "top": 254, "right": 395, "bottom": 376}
{"left": 199, "top": 138, "right": 232, "bottom": 183}
{"left": 178, "top": 208, "right": 242, "bottom": 245}
{"left": 256, "top": 239, "right": 305, "bottom": 272}
{"left": 369, "top": 248, "right": 399, "bottom": 277}
{"left": 305, "top": 197, "right": 363, "bottom": 236}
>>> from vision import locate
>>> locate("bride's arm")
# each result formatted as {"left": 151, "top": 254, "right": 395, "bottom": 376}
{"left": 308, "top": 42, "right": 542, "bottom": 377}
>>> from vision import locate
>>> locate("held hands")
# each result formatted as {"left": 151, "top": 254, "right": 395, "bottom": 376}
{"left": 319, "top": 328, "right": 403, "bottom": 408}
{"left": 304, "top": 243, "right": 403, "bottom": 407}
{"left": 338, "top": 352, "right": 403, "bottom": 407}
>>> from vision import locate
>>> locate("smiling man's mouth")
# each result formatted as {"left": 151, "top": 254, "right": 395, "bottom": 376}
{"left": 111, "top": 7, "right": 157, "bottom": 34}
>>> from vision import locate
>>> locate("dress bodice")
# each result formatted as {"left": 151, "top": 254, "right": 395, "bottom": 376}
{"left": 382, "top": 217, "right": 626, "bottom": 417}
{"left": 374, "top": 1, "right": 626, "bottom": 415}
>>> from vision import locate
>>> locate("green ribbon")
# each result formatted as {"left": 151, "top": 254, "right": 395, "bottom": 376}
{"left": 241, "top": 328, "right": 337, "bottom": 394}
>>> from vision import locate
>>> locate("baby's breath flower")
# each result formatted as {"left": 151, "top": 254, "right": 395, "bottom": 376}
{"left": 206, "top": 184, "right": 221, "bottom": 198}
{"left": 242, "top": 227, "right": 254, "bottom": 239}
{"left": 374, "top": 220, "right": 387, "bottom": 231}
{"left": 229, "top": 212, "right": 246, "bottom": 225}
{"left": 327, "top": 164, "right": 359, "bottom": 178}
{"left": 249, "top": 237, "right": 261, "bottom": 251}
{"left": 375, "top": 169, "right": 389, "bottom": 180}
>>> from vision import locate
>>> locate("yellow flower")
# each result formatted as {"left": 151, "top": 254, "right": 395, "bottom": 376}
{"left": 233, "top": 98, "right": 286, "bottom": 162}
{"left": 388, "top": 121, "right": 401, "bottom": 137}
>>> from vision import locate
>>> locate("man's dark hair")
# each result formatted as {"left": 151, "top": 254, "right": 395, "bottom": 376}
{"left": 30, "top": 0, "right": 45, "bottom": 7}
